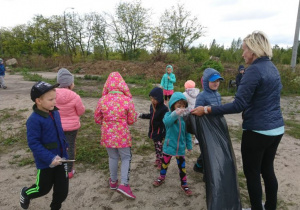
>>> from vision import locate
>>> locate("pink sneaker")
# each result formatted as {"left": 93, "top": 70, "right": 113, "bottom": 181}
{"left": 109, "top": 178, "right": 118, "bottom": 190}
{"left": 68, "top": 170, "right": 75, "bottom": 179}
{"left": 117, "top": 184, "right": 136, "bottom": 199}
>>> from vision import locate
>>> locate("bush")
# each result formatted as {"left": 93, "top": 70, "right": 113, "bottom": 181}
{"left": 200, "top": 60, "right": 224, "bottom": 72}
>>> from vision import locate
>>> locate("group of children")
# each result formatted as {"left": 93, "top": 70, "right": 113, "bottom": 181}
{"left": 20, "top": 64, "right": 224, "bottom": 209}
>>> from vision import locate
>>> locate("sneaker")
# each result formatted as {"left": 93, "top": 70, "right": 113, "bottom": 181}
{"left": 153, "top": 176, "right": 165, "bottom": 187}
{"left": 68, "top": 169, "right": 75, "bottom": 179}
{"left": 109, "top": 178, "right": 118, "bottom": 190}
{"left": 117, "top": 184, "right": 136, "bottom": 199}
{"left": 20, "top": 187, "right": 30, "bottom": 209}
{"left": 194, "top": 139, "right": 199, "bottom": 145}
{"left": 3, "top": 86, "right": 7, "bottom": 89}
{"left": 181, "top": 185, "right": 193, "bottom": 196}
{"left": 193, "top": 164, "right": 203, "bottom": 173}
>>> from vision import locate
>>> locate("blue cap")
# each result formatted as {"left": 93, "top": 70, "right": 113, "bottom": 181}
{"left": 209, "top": 73, "right": 224, "bottom": 82}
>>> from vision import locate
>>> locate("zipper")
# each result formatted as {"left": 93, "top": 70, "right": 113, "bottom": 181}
{"left": 150, "top": 109, "right": 155, "bottom": 138}
{"left": 176, "top": 118, "right": 181, "bottom": 155}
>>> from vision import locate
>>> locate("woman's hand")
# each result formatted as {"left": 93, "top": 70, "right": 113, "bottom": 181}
{"left": 191, "top": 106, "right": 205, "bottom": 116}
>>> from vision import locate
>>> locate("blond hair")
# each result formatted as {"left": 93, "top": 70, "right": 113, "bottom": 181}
{"left": 243, "top": 31, "right": 272, "bottom": 59}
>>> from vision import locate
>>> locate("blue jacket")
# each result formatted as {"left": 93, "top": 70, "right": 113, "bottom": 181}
{"left": 160, "top": 65, "right": 176, "bottom": 90}
{"left": 163, "top": 92, "right": 192, "bottom": 156}
{"left": 195, "top": 68, "right": 222, "bottom": 107}
{"left": 26, "top": 105, "right": 68, "bottom": 169}
{"left": 212, "top": 57, "right": 284, "bottom": 130}
{"left": 140, "top": 87, "right": 169, "bottom": 141}
{"left": 0, "top": 64, "right": 5, "bottom": 76}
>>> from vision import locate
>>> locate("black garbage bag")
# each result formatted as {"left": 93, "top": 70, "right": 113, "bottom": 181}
{"left": 187, "top": 114, "right": 242, "bottom": 210}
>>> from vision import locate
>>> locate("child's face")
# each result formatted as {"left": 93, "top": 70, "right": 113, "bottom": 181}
{"left": 174, "top": 100, "right": 186, "bottom": 110}
{"left": 209, "top": 80, "right": 220, "bottom": 90}
{"left": 36, "top": 90, "right": 56, "bottom": 112}
{"left": 167, "top": 68, "right": 172, "bottom": 74}
{"left": 150, "top": 96, "right": 158, "bottom": 105}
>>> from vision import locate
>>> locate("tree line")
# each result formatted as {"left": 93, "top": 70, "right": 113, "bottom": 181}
{"left": 0, "top": 1, "right": 296, "bottom": 65}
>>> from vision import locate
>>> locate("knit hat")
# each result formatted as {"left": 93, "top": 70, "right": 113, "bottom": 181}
{"left": 238, "top": 65, "right": 245, "bottom": 72}
{"left": 57, "top": 68, "right": 74, "bottom": 88}
{"left": 184, "top": 80, "right": 195, "bottom": 89}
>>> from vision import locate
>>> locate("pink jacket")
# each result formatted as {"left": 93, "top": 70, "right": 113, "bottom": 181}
{"left": 94, "top": 72, "right": 138, "bottom": 148}
{"left": 56, "top": 88, "right": 85, "bottom": 131}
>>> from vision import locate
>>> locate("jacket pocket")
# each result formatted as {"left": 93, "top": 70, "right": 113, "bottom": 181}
{"left": 43, "top": 142, "right": 58, "bottom": 150}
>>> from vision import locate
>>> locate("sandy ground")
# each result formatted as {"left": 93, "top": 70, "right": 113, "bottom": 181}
{"left": 0, "top": 72, "right": 299, "bottom": 210}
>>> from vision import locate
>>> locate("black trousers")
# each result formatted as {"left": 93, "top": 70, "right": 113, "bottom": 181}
{"left": 65, "top": 130, "right": 78, "bottom": 172}
{"left": 25, "top": 164, "right": 69, "bottom": 210}
{"left": 242, "top": 130, "right": 282, "bottom": 210}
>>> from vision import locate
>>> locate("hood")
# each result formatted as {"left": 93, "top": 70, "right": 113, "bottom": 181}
{"left": 185, "top": 88, "right": 200, "bottom": 98}
{"left": 102, "top": 72, "right": 132, "bottom": 98}
{"left": 169, "top": 92, "right": 187, "bottom": 110}
{"left": 165, "top": 65, "right": 173, "bottom": 73}
{"left": 149, "top": 87, "right": 164, "bottom": 104}
{"left": 202, "top": 68, "right": 222, "bottom": 92}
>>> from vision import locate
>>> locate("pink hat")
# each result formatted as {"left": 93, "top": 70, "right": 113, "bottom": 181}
{"left": 184, "top": 80, "right": 195, "bottom": 89}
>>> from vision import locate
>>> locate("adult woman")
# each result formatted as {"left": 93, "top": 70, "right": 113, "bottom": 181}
{"left": 191, "top": 31, "right": 284, "bottom": 210}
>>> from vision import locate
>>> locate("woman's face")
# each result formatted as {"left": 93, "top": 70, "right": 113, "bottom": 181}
{"left": 242, "top": 42, "right": 256, "bottom": 65}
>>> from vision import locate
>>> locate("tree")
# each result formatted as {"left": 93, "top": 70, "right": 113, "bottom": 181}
{"left": 90, "top": 12, "right": 110, "bottom": 59}
{"left": 109, "top": 0, "right": 151, "bottom": 60}
{"left": 159, "top": 3, "right": 205, "bottom": 54}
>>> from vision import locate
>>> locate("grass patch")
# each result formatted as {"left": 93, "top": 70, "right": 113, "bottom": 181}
{"left": 284, "top": 119, "right": 300, "bottom": 139}
{"left": 75, "top": 109, "right": 108, "bottom": 171}
{"left": 228, "top": 126, "right": 243, "bottom": 142}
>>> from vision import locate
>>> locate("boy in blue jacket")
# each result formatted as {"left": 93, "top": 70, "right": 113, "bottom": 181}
{"left": 193, "top": 68, "right": 224, "bottom": 174}
{"left": 152, "top": 92, "right": 193, "bottom": 196}
{"left": 0, "top": 58, "right": 7, "bottom": 89}
{"left": 20, "top": 81, "right": 69, "bottom": 210}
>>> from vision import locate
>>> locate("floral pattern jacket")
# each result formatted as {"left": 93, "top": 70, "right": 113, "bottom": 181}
{"left": 94, "top": 72, "right": 138, "bottom": 148}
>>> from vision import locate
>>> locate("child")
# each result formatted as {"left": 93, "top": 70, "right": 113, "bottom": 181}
{"left": 94, "top": 72, "right": 138, "bottom": 199}
{"left": 139, "top": 87, "right": 169, "bottom": 169}
{"left": 20, "top": 81, "right": 69, "bottom": 210}
{"left": 235, "top": 65, "right": 245, "bottom": 90}
{"left": 183, "top": 80, "right": 200, "bottom": 145}
{"left": 193, "top": 68, "right": 223, "bottom": 174}
{"left": 56, "top": 68, "right": 85, "bottom": 179}
{"left": 152, "top": 92, "right": 193, "bottom": 196}
{"left": 160, "top": 65, "right": 176, "bottom": 105}
{"left": 0, "top": 58, "right": 7, "bottom": 89}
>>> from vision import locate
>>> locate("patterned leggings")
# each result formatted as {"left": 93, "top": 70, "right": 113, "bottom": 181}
{"left": 154, "top": 140, "right": 163, "bottom": 160}
{"left": 160, "top": 154, "right": 187, "bottom": 186}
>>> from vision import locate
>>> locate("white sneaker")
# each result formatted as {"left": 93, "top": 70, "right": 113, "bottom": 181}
{"left": 194, "top": 139, "right": 199, "bottom": 145}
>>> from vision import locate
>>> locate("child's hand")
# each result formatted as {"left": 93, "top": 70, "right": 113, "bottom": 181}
{"left": 138, "top": 113, "right": 143, "bottom": 118}
{"left": 175, "top": 108, "right": 185, "bottom": 116}
{"left": 168, "top": 76, "right": 170, "bottom": 80}
{"left": 49, "top": 155, "right": 62, "bottom": 168}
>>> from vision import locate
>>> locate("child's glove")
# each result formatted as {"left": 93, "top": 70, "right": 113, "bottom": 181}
{"left": 49, "top": 155, "right": 62, "bottom": 168}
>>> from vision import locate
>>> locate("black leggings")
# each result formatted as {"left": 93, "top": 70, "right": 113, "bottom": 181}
{"left": 164, "top": 95, "right": 172, "bottom": 101}
{"left": 25, "top": 164, "right": 69, "bottom": 210}
{"left": 241, "top": 130, "right": 282, "bottom": 210}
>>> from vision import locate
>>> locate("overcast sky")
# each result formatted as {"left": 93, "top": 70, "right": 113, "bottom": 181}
{"left": 0, "top": 0, "right": 298, "bottom": 48}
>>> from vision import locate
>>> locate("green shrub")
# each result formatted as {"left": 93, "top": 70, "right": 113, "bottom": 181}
{"left": 200, "top": 60, "right": 224, "bottom": 72}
